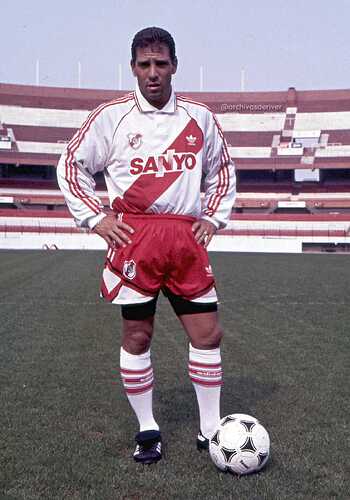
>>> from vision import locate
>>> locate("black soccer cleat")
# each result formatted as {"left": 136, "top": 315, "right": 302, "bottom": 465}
{"left": 197, "top": 430, "right": 210, "bottom": 451}
{"left": 133, "top": 430, "right": 162, "bottom": 464}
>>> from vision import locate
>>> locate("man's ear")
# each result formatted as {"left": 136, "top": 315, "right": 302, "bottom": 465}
{"left": 130, "top": 60, "right": 136, "bottom": 77}
{"left": 172, "top": 57, "right": 178, "bottom": 75}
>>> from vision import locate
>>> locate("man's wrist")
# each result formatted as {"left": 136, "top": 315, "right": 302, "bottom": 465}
{"left": 201, "top": 215, "right": 219, "bottom": 230}
{"left": 87, "top": 213, "right": 107, "bottom": 230}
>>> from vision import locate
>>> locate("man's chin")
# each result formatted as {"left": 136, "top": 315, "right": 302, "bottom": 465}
{"left": 146, "top": 92, "right": 163, "bottom": 107}
{"left": 147, "top": 89, "right": 162, "bottom": 99}
{"left": 140, "top": 86, "right": 169, "bottom": 108}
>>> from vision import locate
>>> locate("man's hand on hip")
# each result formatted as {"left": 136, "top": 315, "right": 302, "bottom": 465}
{"left": 93, "top": 214, "right": 134, "bottom": 248}
{"left": 192, "top": 219, "right": 217, "bottom": 248}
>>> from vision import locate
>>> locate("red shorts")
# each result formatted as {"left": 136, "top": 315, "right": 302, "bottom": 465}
{"left": 100, "top": 214, "right": 217, "bottom": 305}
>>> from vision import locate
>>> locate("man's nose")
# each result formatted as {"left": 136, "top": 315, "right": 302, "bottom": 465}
{"left": 149, "top": 62, "right": 158, "bottom": 79}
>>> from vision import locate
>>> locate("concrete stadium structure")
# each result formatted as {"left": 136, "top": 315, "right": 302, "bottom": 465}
{"left": 1, "top": 83, "right": 350, "bottom": 252}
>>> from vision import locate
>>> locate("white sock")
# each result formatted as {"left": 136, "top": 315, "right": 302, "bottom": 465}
{"left": 189, "top": 343, "right": 222, "bottom": 439}
{"left": 120, "top": 347, "right": 159, "bottom": 433}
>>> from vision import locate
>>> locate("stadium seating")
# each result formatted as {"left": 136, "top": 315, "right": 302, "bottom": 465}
{"left": 1, "top": 83, "right": 350, "bottom": 251}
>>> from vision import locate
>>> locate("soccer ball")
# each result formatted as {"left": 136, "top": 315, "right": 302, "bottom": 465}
{"left": 209, "top": 413, "right": 270, "bottom": 475}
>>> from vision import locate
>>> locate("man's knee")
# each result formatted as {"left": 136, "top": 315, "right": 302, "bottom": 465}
{"left": 186, "top": 317, "right": 224, "bottom": 350}
{"left": 195, "top": 323, "right": 223, "bottom": 349}
{"left": 122, "top": 318, "right": 154, "bottom": 354}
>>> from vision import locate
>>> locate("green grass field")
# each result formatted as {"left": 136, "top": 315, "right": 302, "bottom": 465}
{"left": 0, "top": 250, "right": 349, "bottom": 500}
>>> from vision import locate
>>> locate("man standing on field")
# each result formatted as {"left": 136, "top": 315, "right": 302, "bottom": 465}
{"left": 57, "top": 26, "right": 236, "bottom": 464}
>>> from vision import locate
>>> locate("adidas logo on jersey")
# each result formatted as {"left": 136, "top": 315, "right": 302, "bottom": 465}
{"left": 130, "top": 150, "right": 197, "bottom": 176}
{"left": 186, "top": 134, "right": 197, "bottom": 147}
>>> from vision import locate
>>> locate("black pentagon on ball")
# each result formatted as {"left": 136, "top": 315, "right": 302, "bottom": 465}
{"left": 257, "top": 452, "right": 269, "bottom": 467}
{"left": 240, "top": 436, "right": 256, "bottom": 453}
{"left": 240, "top": 420, "right": 256, "bottom": 432}
{"left": 221, "top": 415, "right": 236, "bottom": 426}
{"left": 211, "top": 430, "right": 220, "bottom": 446}
{"left": 221, "top": 447, "right": 237, "bottom": 462}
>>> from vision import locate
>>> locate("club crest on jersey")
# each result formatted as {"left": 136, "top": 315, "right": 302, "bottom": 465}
{"left": 123, "top": 259, "right": 137, "bottom": 280}
{"left": 128, "top": 133, "right": 142, "bottom": 149}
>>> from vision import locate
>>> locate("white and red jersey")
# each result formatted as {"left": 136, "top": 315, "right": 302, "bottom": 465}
{"left": 57, "top": 84, "right": 236, "bottom": 229}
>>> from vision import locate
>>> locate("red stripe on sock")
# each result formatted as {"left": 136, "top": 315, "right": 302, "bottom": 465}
{"left": 124, "top": 382, "right": 154, "bottom": 395}
{"left": 188, "top": 361, "right": 222, "bottom": 369}
{"left": 122, "top": 373, "right": 153, "bottom": 384}
{"left": 189, "top": 368, "right": 222, "bottom": 378}
{"left": 120, "top": 366, "right": 152, "bottom": 375}
{"left": 190, "top": 377, "right": 223, "bottom": 387}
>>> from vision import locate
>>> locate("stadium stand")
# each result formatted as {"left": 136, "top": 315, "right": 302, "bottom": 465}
{"left": 1, "top": 83, "right": 350, "bottom": 251}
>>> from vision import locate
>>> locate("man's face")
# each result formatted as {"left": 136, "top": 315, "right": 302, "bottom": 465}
{"left": 131, "top": 43, "right": 177, "bottom": 109}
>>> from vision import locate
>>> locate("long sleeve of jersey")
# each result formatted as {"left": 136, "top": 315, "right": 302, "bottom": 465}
{"left": 56, "top": 109, "right": 109, "bottom": 227}
{"left": 201, "top": 112, "right": 236, "bottom": 229}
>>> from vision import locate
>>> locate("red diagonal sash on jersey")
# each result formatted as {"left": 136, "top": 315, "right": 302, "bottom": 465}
{"left": 112, "top": 118, "right": 204, "bottom": 213}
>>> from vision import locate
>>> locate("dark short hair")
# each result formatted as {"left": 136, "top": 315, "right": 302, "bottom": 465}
{"left": 131, "top": 27, "right": 176, "bottom": 63}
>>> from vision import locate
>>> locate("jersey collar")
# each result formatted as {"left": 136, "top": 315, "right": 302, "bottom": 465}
{"left": 134, "top": 83, "right": 176, "bottom": 114}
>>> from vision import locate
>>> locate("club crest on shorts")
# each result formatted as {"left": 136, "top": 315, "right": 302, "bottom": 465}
{"left": 123, "top": 259, "right": 137, "bottom": 280}
{"left": 127, "top": 133, "right": 142, "bottom": 149}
